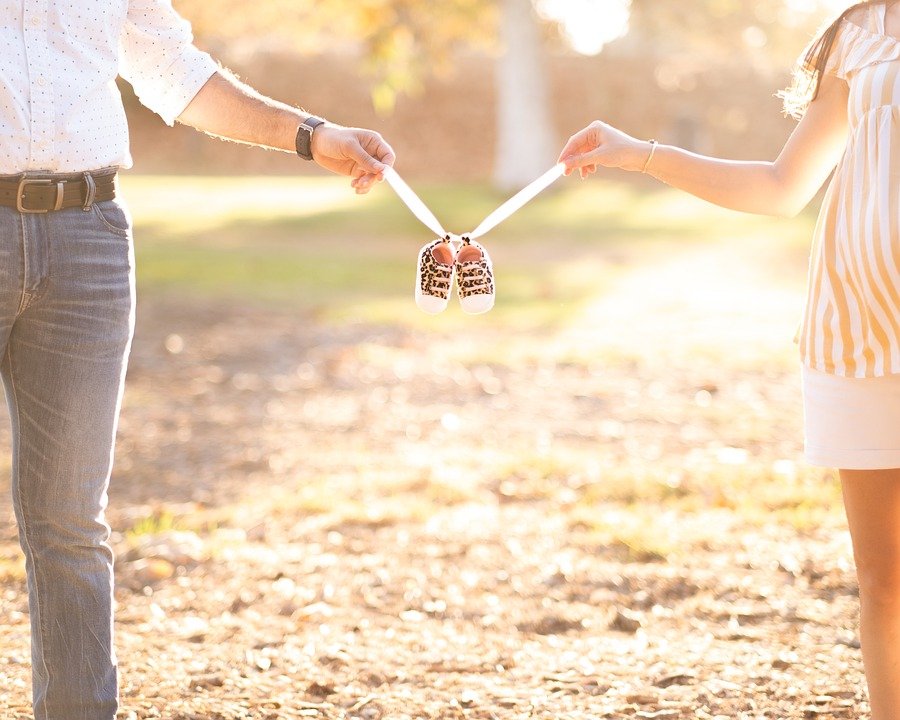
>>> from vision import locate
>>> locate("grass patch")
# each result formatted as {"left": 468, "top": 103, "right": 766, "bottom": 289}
{"left": 570, "top": 507, "right": 678, "bottom": 562}
{"left": 120, "top": 174, "right": 817, "bottom": 332}
{"left": 125, "top": 509, "right": 196, "bottom": 541}
{"left": 568, "top": 461, "right": 842, "bottom": 550}
{"left": 0, "top": 555, "right": 26, "bottom": 583}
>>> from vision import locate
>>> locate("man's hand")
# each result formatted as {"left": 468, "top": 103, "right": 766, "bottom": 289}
{"left": 311, "top": 125, "right": 396, "bottom": 195}
{"left": 177, "top": 71, "right": 396, "bottom": 194}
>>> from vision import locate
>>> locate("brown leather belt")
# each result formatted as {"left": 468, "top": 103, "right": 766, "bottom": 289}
{"left": 0, "top": 170, "right": 117, "bottom": 213}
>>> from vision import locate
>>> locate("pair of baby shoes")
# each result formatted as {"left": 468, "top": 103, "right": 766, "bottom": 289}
{"left": 415, "top": 236, "right": 495, "bottom": 315}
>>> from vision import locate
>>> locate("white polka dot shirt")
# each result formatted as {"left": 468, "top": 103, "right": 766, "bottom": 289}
{"left": 0, "top": 0, "right": 219, "bottom": 173}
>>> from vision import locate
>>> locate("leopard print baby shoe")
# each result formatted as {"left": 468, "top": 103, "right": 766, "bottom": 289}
{"left": 415, "top": 237, "right": 456, "bottom": 314}
{"left": 455, "top": 237, "right": 495, "bottom": 315}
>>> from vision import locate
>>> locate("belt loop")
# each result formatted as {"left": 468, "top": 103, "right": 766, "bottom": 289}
{"left": 82, "top": 171, "right": 96, "bottom": 211}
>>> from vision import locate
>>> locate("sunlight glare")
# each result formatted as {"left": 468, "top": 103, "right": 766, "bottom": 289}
{"left": 785, "top": 0, "right": 853, "bottom": 16}
{"left": 535, "top": 0, "right": 845, "bottom": 55}
{"left": 821, "top": 0, "right": 853, "bottom": 12}
{"left": 535, "top": 0, "right": 631, "bottom": 56}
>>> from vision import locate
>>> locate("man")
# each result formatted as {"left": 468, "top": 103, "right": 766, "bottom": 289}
{"left": 0, "top": 1, "right": 396, "bottom": 718}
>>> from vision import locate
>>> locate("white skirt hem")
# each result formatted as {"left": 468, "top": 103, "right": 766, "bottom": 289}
{"left": 802, "top": 366, "right": 900, "bottom": 470}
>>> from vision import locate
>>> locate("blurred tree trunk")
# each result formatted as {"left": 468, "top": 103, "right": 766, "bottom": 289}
{"left": 493, "top": 0, "right": 555, "bottom": 191}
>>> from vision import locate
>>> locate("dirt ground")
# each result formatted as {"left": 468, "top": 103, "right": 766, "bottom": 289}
{"left": 0, "top": 236, "right": 867, "bottom": 719}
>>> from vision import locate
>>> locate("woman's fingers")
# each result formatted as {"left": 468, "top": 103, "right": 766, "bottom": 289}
{"left": 560, "top": 120, "right": 648, "bottom": 175}
{"left": 558, "top": 134, "right": 590, "bottom": 165}
{"left": 558, "top": 129, "right": 597, "bottom": 165}
{"left": 564, "top": 148, "right": 607, "bottom": 174}
{"left": 559, "top": 122, "right": 609, "bottom": 173}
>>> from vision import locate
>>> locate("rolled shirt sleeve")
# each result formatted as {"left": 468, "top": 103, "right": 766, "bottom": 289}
{"left": 119, "top": 0, "right": 219, "bottom": 126}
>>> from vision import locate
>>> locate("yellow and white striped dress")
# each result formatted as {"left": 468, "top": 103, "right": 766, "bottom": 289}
{"left": 800, "top": 3, "right": 900, "bottom": 378}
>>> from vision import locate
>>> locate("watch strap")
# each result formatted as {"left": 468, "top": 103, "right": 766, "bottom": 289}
{"left": 295, "top": 116, "right": 326, "bottom": 161}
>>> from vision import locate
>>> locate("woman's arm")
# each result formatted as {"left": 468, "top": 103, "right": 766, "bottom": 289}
{"left": 558, "top": 73, "right": 849, "bottom": 217}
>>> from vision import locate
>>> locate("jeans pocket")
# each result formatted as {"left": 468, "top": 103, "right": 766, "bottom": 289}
{"left": 91, "top": 200, "right": 131, "bottom": 238}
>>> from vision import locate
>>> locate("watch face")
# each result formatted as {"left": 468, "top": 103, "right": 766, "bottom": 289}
{"left": 296, "top": 125, "right": 314, "bottom": 160}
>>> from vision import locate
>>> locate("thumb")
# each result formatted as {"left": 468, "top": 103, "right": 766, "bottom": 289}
{"left": 348, "top": 132, "right": 395, "bottom": 174}
{"left": 351, "top": 145, "right": 385, "bottom": 174}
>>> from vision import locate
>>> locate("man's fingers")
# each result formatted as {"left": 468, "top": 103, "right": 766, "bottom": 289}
{"left": 352, "top": 173, "right": 379, "bottom": 194}
{"left": 373, "top": 140, "right": 396, "bottom": 169}
{"left": 350, "top": 131, "right": 395, "bottom": 175}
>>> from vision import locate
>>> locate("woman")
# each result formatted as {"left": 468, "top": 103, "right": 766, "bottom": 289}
{"left": 558, "top": 2, "right": 900, "bottom": 716}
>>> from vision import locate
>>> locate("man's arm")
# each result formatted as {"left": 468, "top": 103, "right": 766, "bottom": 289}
{"left": 177, "top": 71, "right": 395, "bottom": 194}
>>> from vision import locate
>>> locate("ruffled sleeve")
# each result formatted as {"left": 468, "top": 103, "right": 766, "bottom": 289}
{"left": 819, "top": 19, "right": 900, "bottom": 80}
{"left": 821, "top": 20, "right": 852, "bottom": 79}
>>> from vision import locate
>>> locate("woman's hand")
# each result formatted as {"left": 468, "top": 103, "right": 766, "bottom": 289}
{"left": 556, "top": 71, "right": 849, "bottom": 215}
{"left": 311, "top": 125, "right": 397, "bottom": 194}
{"left": 557, "top": 120, "right": 651, "bottom": 178}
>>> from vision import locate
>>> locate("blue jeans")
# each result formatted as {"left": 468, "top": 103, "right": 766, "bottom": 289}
{"left": 0, "top": 197, "right": 134, "bottom": 719}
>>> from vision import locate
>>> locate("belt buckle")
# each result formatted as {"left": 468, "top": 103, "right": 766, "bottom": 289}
{"left": 16, "top": 177, "right": 64, "bottom": 213}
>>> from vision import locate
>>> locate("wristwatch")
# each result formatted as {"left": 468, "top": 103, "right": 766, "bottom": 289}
{"left": 295, "top": 116, "right": 326, "bottom": 161}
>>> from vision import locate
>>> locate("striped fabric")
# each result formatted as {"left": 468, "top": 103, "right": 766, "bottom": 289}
{"left": 800, "top": 4, "right": 900, "bottom": 377}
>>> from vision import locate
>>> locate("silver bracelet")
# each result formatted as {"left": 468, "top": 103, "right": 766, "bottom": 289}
{"left": 641, "top": 139, "right": 658, "bottom": 174}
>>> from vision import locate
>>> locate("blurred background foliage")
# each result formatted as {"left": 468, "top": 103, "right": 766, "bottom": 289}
{"left": 172, "top": 0, "right": 497, "bottom": 112}
{"left": 121, "top": 0, "right": 845, "bottom": 185}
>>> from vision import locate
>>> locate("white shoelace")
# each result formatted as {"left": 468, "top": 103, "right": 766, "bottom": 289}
{"left": 383, "top": 163, "right": 565, "bottom": 242}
